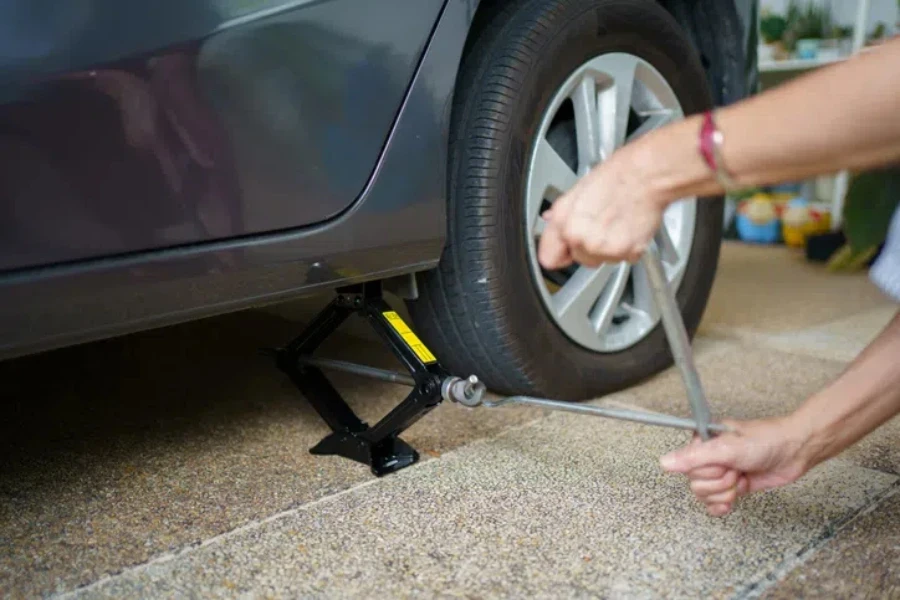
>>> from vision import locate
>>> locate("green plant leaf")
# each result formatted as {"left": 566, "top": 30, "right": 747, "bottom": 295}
{"left": 760, "top": 14, "right": 787, "bottom": 43}
{"left": 826, "top": 244, "right": 878, "bottom": 272}
{"left": 784, "top": 0, "right": 831, "bottom": 41}
{"left": 842, "top": 168, "right": 900, "bottom": 252}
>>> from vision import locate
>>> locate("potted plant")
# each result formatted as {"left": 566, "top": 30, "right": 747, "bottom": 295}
{"left": 784, "top": 1, "right": 832, "bottom": 60}
{"left": 867, "top": 21, "right": 889, "bottom": 46}
{"left": 819, "top": 24, "right": 844, "bottom": 61}
{"left": 832, "top": 24, "right": 854, "bottom": 57}
{"left": 827, "top": 169, "right": 900, "bottom": 271}
{"left": 759, "top": 10, "right": 788, "bottom": 62}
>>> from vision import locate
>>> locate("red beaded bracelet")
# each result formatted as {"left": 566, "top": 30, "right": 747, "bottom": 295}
{"left": 699, "top": 110, "right": 739, "bottom": 192}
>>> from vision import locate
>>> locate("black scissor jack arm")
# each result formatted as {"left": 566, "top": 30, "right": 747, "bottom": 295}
{"left": 269, "top": 281, "right": 454, "bottom": 476}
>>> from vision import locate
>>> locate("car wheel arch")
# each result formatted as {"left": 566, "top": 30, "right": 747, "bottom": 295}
{"left": 451, "top": 0, "right": 748, "bottom": 123}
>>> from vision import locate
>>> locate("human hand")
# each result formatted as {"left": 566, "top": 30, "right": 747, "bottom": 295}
{"left": 537, "top": 143, "right": 669, "bottom": 269}
{"left": 659, "top": 417, "right": 814, "bottom": 516}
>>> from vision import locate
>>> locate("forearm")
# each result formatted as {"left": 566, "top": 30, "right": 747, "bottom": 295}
{"left": 633, "top": 37, "right": 900, "bottom": 204}
{"left": 791, "top": 309, "right": 900, "bottom": 469}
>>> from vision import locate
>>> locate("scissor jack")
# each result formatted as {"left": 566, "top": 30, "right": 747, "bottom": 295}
{"left": 269, "top": 240, "right": 728, "bottom": 477}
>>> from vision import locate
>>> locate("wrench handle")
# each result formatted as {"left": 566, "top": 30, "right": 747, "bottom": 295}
{"left": 640, "top": 241, "right": 713, "bottom": 440}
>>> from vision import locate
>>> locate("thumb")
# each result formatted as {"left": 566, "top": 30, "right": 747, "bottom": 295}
{"left": 538, "top": 195, "right": 576, "bottom": 269}
{"left": 538, "top": 220, "right": 572, "bottom": 270}
{"left": 546, "top": 192, "right": 574, "bottom": 223}
{"left": 660, "top": 436, "right": 738, "bottom": 474}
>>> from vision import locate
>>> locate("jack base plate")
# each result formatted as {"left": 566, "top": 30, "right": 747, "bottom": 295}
{"left": 310, "top": 432, "right": 419, "bottom": 477}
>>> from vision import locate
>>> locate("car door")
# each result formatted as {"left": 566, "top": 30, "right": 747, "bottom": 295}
{"left": 0, "top": 0, "right": 446, "bottom": 271}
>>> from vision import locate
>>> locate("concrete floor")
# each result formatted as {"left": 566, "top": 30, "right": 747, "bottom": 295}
{"left": 2, "top": 242, "right": 898, "bottom": 599}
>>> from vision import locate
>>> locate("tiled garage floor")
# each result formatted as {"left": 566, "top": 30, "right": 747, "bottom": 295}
{"left": 1, "top": 242, "right": 898, "bottom": 598}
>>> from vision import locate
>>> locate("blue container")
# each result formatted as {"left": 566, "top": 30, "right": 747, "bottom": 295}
{"left": 796, "top": 39, "right": 820, "bottom": 60}
{"left": 736, "top": 213, "right": 781, "bottom": 244}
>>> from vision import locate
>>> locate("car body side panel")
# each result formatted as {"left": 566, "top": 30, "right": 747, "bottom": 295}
{"left": 0, "top": 0, "right": 444, "bottom": 271}
{"left": 0, "top": 0, "right": 752, "bottom": 362}
{"left": 0, "top": 0, "right": 475, "bottom": 361}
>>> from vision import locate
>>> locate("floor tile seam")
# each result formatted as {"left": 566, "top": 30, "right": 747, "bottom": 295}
{"left": 53, "top": 414, "right": 550, "bottom": 598}
{"left": 730, "top": 478, "right": 900, "bottom": 600}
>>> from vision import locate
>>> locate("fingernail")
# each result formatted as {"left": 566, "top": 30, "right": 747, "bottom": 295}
{"left": 660, "top": 454, "right": 677, "bottom": 470}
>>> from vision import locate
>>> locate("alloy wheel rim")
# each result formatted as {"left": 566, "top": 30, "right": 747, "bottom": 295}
{"left": 524, "top": 52, "right": 697, "bottom": 353}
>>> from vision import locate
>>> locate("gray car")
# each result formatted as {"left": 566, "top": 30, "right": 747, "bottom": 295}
{"left": 0, "top": 0, "right": 754, "bottom": 399}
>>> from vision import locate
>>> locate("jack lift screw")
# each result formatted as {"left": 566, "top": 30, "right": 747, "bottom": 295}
{"left": 442, "top": 375, "right": 487, "bottom": 408}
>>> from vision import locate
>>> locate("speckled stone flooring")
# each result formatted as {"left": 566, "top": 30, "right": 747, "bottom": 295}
{"left": 2, "top": 242, "right": 898, "bottom": 599}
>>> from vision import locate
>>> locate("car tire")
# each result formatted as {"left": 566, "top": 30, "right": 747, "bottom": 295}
{"left": 408, "top": 0, "right": 723, "bottom": 400}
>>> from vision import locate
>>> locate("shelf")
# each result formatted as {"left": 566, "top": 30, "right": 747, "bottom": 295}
{"left": 759, "top": 55, "right": 846, "bottom": 72}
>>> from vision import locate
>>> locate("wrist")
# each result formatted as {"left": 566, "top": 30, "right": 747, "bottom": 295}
{"left": 629, "top": 114, "right": 713, "bottom": 207}
{"left": 784, "top": 402, "right": 837, "bottom": 472}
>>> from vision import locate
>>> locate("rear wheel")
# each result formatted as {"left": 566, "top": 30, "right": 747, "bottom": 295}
{"left": 409, "top": 0, "right": 723, "bottom": 400}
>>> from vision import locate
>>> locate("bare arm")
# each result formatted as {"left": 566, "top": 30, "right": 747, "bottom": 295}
{"left": 793, "top": 310, "right": 900, "bottom": 468}
{"left": 642, "top": 37, "right": 900, "bottom": 204}
{"left": 660, "top": 309, "right": 900, "bottom": 516}
{"left": 539, "top": 37, "right": 900, "bottom": 268}
{"left": 544, "top": 38, "right": 900, "bottom": 516}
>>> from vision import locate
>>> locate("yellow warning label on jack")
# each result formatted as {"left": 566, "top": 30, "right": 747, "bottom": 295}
{"left": 382, "top": 311, "right": 437, "bottom": 364}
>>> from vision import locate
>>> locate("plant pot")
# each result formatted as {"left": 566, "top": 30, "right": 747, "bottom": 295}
{"left": 736, "top": 214, "right": 781, "bottom": 244}
{"left": 796, "top": 38, "right": 821, "bottom": 60}
{"left": 773, "top": 41, "right": 792, "bottom": 60}
{"left": 758, "top": 43, "right": 775, "bottom": 62}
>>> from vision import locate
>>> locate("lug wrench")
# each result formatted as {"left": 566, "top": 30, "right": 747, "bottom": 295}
{"left": 443, "top": 234, "right": 724, "bottom": 438}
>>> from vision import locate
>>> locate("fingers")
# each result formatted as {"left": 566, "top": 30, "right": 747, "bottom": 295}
{"left": 537, "top": 220, "right": 573, "bottom": 270}
{"left": 687, "top": 465, "right": 730, "bottom": 480}
{"left": 537, "top": 189, "right": 654, "bottom": 268}
{"left": 660, "top": 436, "right": 738, "bottom": 474}
{"left": 689, "top": 467, "right": 743, "bottom": 509}
{"left": 700, "top": 487, "right": 740, "bottom": 506}
{"left": 682, "top": 437, "right": 731, "bottom": 480}
{"left": 663, "top": 420, "right": 792, "bottom": 517}
{"left": 559, "top": 215, "right": 646, "bottom": 266}
{"left": 663, "top": 436, "right": 748, "bottom": 517}
{"left": 538, "top": 199, "right": 575, "bottom": 270}
{"left": 689, "top": 468, "right": 738, "bottom": 496}
{"left": 706, "top": 503, "right": 733, "bottom": 517}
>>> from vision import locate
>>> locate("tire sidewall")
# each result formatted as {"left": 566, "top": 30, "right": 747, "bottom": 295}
{"left": 488, "top": 1, "right": 723, "bottom": 398}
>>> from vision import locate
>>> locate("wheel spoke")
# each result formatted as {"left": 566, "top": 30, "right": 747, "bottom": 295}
{"left": 530, "top": 138, "right": 578, "bottom": 206}
{"left": 533, "top": 213, "right": 547, "bottom": 237}
{"left": 598, "top": 55, "right": 638, "bottom": 159}
{"left": 654, "top": 222, "right": 679, "bottom": 264}
{"left": 626, "top": 110, "right": 677, "bottom": 143}
{"left": 589, "top": 263, "right": 631, "bottom": 335}
{"left": 552, "top": 264, "right": 616, "bottom": 331}
{"left": 618, "top": 302, "right": 656, "bottom": 333}
{"left": 629, "top": 262, "right": 662, "bottom": 325}
{"left": 571, "top": 75, "right": 600, "bottom": 174}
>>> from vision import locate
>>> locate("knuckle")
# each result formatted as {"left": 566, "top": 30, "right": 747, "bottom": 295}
{"left": 722, "top": 469, "right": 739, "bottom": 488}
{"left": 583, "top": 237, "right": 605, "bottom": 254}
{"left": 561, "top": 224, "right": 583, "bottom": 246}
{"left": 710, "top": 487, "right": 738, "bottom": 504}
